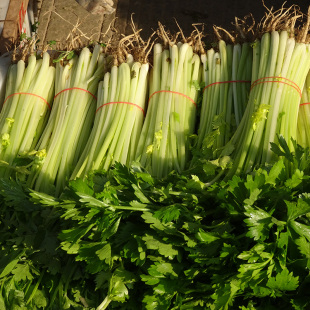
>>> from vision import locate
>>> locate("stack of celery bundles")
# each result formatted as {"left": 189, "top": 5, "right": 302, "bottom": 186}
{"left": 71, "top": 37, "right": 150, "bottom": 180}
{"left": 28, "top": 45, "right": 106, "bottom": 196}
{"left": 135, "top": 29, "right": 201, "bottom": 178}
{"left": 220, "top": 7, "right": 310, "bottom": 179}
{"left": 0, "top": 52, "right": 55, "bottom": 178}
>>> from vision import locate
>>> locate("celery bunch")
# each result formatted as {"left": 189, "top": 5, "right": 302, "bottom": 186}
{"left": 28, "top": 45, "right": 106, "bottom": 196}
{"left": 224, "top": 30, "right": 310, "bottom": 178}
{"left": 135, "top": 42, "right": 201, "bottom": 178}
{"left": 0, "top": 52, "right": 55, "bottom": 177}
{"left": 197, "top": 40, "right": 252, "bottom": 151}
{"left": 71, "top": 57, "right": 149, "bottom": 179}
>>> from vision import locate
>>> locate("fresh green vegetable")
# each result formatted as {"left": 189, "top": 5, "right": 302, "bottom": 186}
{"left": 0, "top": 52, "right": 55, "bottom": 178}
{"left": 0, "top": 5, "right": 310, "bottom": 310}
{"left": 1, "top": 137, "right": 310, "bottom": 309}
{"left": 297, "top": 70, "right": 310, "bottom": 148}
{"left": 197, "top": 40, "right": 252, "bottom": 151}
{"left": 135, "top": 40, "right": 201, "bottom": 178}
{"left": 71, "top": 55, "right": 149, "bottom": 180}
{"left": 221, "top": 26, "right": 310, "bottom": 179}
{"left": 27, "top": 45, "right": 106, "bottom": 196}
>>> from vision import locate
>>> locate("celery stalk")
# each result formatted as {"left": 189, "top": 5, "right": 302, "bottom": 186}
{"left": 135, "top": 42, "right": 201, "bottom": 178}
{"left": 0, "top": 52, "right": 55, "bottom": 177}
{"left": 224, "top": 31, "right": 310, "bottom": 178}
{"left": 298, "top": 70, "right": 310, "bottom": 147}
{"left": 28, "top": 45, "right": 105, "bottom": 196}
{"left": 71, "top": 57, "right": 149, "bottom": 180}
{"left": 196, "top": 40, "right": 252, "bottom": 154}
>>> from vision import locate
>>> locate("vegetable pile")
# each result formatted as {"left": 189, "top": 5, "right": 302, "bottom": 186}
{"left": 0, "top": 4, "right": 310, "bottom": 310}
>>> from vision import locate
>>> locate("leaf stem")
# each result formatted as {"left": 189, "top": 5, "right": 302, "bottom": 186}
{"left": 96, "top": 296, "right": 112, "bottom": 310}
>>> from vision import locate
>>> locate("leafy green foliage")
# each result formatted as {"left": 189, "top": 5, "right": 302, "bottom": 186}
{"left": 1, "top": 140, "right": 310, "bottom": 309}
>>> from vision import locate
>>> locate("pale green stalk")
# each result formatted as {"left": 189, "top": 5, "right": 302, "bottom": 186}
{"left": 127, "top": 63, "right": 149, "bottom": 163}
{"left": 152, "top": 47, "right": 174, "bottom": 177}
{"left": 101, "top": 63, "right": 131, "bottom": 170}
{"left": 224, "top": 31, "right": 310, "bottom": 179}
{"left": 120, "top": 62, "right": 149, "bottom": 165}
{"left": 236, "top": 43, "right": 252, "bottom": 116}
{"left": 29, "top": 45, "right": 105, "bottom": 196}
{"left": 282, "top": 44, "right": 310, "bottom": 149}
{"left": 155, "top": 44, "right": 179, "bottom": 177}
{"left": 0, "top": 61, "right": 25, "bottom": 133}
{"left": 196, "top": 53, "right": 209, "bottom": 147}
{"left": 230, "top": 32, "right": 271, "bottom": 175}
{"left": 174, "top": 43, "right": 192, "bottom": 169}
{"left": 185, "top": 53, "right": 200, "bottom": 157}
{"left": 220, "top": 43, "right": 232, "bottom": 147}
{"left": 71, "top": 57, "right": 149, "bottom": 180}
{"left": 0, "top": 52, "right": 55, "bottom": 178}
{"left": 196, "top": 40, "right": 251, "bottom": 154}
{"left": 135, "top": 43, "right": 162, "bottom": 168}
{"left": 72, "top": 66, "right": 118, "bottom": 178}
{"left": 243, "top": 31, "right": 280, "bottom": 171}
{"left": 232, "top": 44, "right": 242, "bottom": 124}
{"left": 107, "top": 61, "right": 140, "bottom": 164}
{"left": 33, "top": 52, "right": 90, "bottom": 193}
{"left": 297, "top": 69, "right": 310, "bottom": 147}
{"left": 136, "top": 42, "right": 201, "bottom": 178}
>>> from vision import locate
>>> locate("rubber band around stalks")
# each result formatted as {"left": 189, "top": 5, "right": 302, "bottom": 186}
{"left": 300, "top": 102, "right": 310, "bottom": 106}
{"left": 54, "top": 87, "right": 97, "bottom": 100}
{"left": 95, "top": 101, "right": 145, "bottom": 115}
{"left": 250, "top": 76, "right": 302, "bottom": 98}
{"left": 2, "top": 92, "right": 51, "bottom": 109}
{"left": 202, "top": 80, "right": 251, "bottom": 92}
{"left": 148, "top": 90, "right": 197, "bottom": 108}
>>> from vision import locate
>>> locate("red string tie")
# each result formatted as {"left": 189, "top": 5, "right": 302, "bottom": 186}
{"left": 96, "top": 101, "right": 145, "bottom": 116}
{"left": 250, "top": 76, "right": 302, "bottom": 98}
{"left": 2, "top": 92, "right": 51, "bottom": 109}
{"left": 54, "top": 87, "right": 97, "bottom": 100}
{"left": 148, "top": 90, "right": 197, "bottom": 108}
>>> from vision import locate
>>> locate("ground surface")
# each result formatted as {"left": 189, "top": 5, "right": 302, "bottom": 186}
{"left": 37, "top": 0, "right": 310, "bottom": 49}
{"left": 114, "top": 0, "right": 309, "bottom": 40}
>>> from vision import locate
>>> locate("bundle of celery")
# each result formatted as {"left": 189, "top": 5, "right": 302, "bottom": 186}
{"left": 297, "top": 70, "right": 310, "bottom": 148}
{"left": 197, "top": 40, "right": 252, "bottom": 151}
{"left": 28, "top": 45, "right": 105, "bottom": 196}
{"left": 0, "top": 52, "right": 55, "bottom": 177}
{"left": 135, "top": 38, "right": 201, "bottom": 178}
{"left": 71, "top": 54, "right": 149, "bottom": 179}
{"left": 222, "top": 8, "right": 310, "bottom": 178}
